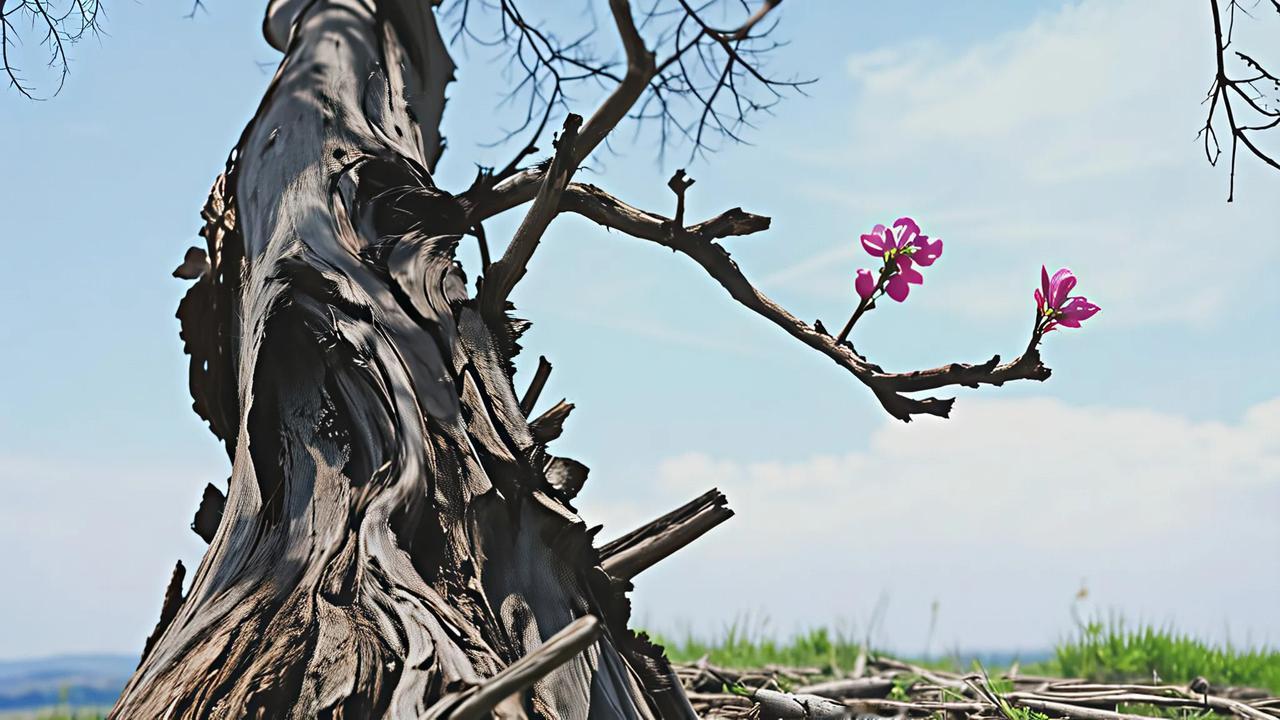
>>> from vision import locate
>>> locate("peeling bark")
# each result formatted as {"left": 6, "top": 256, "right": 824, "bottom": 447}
{"left": 113, "top": 1, "right": 695, "bottom": 717}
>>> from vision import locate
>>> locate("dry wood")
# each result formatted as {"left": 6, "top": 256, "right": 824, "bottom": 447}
{"left": 519, "top": 355, "right": 553, "bottom": 415}
{"left": 426, "top": 615, "right": 601, "bottom": 720}
{"left": 139, "top": 560, "right": 185, "bottom": 662}
{"left": 671, "top": 659, "right": 1280, "bottom": 720}
{"left": 529, "top": 399, "right": 575, "bottom": 444}
{"left": 482, "top": 114, "right": 582, "bottom": 315}
{"left": 189, "top": 482, "right": 224, "bottom": 544}
{"left": 797, "top": 676, "right": 896, "bottom": 699}
{"left": 749, "top": 687, "right": 852, "bottom": 719}
{"left": 599, "top": 489, "right": 734, "bottom": 581}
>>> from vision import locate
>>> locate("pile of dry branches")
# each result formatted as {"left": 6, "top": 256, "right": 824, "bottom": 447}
{"left": 673, "top": 656, "right": 1280, "bottom": 720}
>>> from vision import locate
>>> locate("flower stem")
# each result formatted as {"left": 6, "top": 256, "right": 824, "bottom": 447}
{"left": 835, "top": 263, "right": 893, "bottom": 344}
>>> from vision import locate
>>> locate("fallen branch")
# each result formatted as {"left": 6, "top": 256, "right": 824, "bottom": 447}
{"left": 671, "top": 658, "right": 1280, "bottom": 720}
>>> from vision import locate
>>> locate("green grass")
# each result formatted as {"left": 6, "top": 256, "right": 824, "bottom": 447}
{"left": 649, "top": 617, "right": 1280, "bottom": 694}
{"left": 654, "top": 624, "right": 867, "bottom": 671}
{"left": 1051, "top": 617, "right": 1280, "bottom": 693}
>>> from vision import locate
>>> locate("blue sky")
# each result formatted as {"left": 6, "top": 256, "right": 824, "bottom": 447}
{"left": 1, "top": 0, "right": 1277, "bottom": 660}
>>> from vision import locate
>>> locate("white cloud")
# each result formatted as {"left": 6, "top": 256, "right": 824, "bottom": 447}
{"left": 587, "top": 396, "right": 1280, "bottom": 652}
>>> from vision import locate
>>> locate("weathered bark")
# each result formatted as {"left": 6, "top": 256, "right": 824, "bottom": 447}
{"left": 113, "top": 1, "right": 696, "bottom": 717}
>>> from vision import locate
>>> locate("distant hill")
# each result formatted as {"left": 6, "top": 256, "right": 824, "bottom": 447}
{"left": 0, "top": 655, "right": 135, "bottom": 711}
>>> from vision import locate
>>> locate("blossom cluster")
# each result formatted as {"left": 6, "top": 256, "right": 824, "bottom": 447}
{"left": 846, "top": 217, "right": 1098, "bottom": 337}
{"left": 1035, "top": 266, "right": 1100, "bottom": 333}
{"left": 854, "top": 217, "right": 943, "bottom": 303}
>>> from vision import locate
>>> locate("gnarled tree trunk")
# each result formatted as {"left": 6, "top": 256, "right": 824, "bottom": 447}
{"left": 112, "top": 1, "right": 698, "bottom": 717}
{"left": 112, "top": 0, "right": 1062, "bottom": 715}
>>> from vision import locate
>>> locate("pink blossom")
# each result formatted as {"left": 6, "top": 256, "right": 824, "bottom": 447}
{"left": 1036, "top": 266, "right": 1099, "bottom": 332}
{"left": 855, "top": 217, "right": 942, "bottom": 303}
{"left": 886, "top": 257, "right": 924, "bottom": 301}
{"left": 860, "top": 224, "right": 895, "bottom": 257}
{"left": 855, "top": 268, "right": 876, "bottom": 299}
{"left": 911, "top": 236, "right": 943, "bottom": 266}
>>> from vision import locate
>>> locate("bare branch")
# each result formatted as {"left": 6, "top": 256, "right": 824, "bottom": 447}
{"left": 726, "top": 0, "right": 782, "bottom": 40}
{"left": 446, "top": 0, "right": 804, "bottom": 170}
{"left": 519, "top": 355, "right": 553, "bottom": 415}
{"left": 599, "top": 488, "right": 733, "bottom": 581}
{"left": 426, "top": 616, "right": 602, "bottom": 720}
{"left": 575, "top": 0, "right": 657, "bottom": 162}
{"left": 480, "top": 113, "right": 583, "bottom": 315}
{"left": 3, "top": 0, "right": 103, "bottom": 98}
{"left": 480, "top": 171, "right": 1051, "bottom": 422}
{"left": 1203, "top": 0, "right": 1280, "bottom": 200}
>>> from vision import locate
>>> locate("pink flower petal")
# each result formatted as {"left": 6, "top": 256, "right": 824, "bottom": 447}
{"left": 896, "top": 256, "right": 924, "bottom": 285}
{"left": 882, "top": 226, "right": 897, "bottom": 250}
{"left": 885, "top": 273, "right": 910, "bottom": 302}
{"left": 1041, "top": 266, "right": 1051, "bottom": 304}
{"left": 1034, "top": 288, "right": 1045, "bottom": 310}
{"left": 1048, "top": 268, "right": 1076, "bottom": 309}
{"left": 911, "top": 236, "right": 943, "bottom": 266}
{"left": 892, "top": 217, "right": 920, "bottom": 248}
{"left": 1060, "top": 297, "right": 1100, "bottom": 324}
{"left": 860, "top": 229, "right": 888, "bottom": 257}
{"left": 855, "top": 268, "right": 876, "bottom": 299}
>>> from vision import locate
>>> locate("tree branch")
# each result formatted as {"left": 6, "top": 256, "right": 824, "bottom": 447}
{"left": 480, "top": 114, "right": 582, "bottom": 315}
{"left": 1203, "top": 0, "right": 1280, "bottom": 200}
{"left": 483, "top": 172, "right": 1051, "bottom": 422}
{"left": 575, "top": 0, "right": 657, "bottom": 163}
{"left": 599, "top": 489, "right": 734, "bottom": 581}
{"left": 426, "top": 615, "right": 602, "bottom": 720}
{"left": 727, "top": 0, "right": 783, "bottom": 40}
{"left": 519, "top": 355, "right": 553, "bottom": 415}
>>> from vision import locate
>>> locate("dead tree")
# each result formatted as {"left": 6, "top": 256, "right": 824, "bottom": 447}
{"left": 114, "top": 1, "right": 1060, "bottom": 717}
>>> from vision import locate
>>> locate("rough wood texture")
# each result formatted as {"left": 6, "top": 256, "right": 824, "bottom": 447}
{"left": 113, "top": 1, "right": 693, "bottom": 717}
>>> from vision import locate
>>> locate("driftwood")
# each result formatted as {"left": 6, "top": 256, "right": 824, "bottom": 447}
{"left": 675, "top": 656, "right": 1280, "bottom": 720}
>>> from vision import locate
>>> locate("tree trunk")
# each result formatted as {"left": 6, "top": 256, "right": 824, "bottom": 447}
{"left": 112, "top": 1, "right": 693, "bottom": 717}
